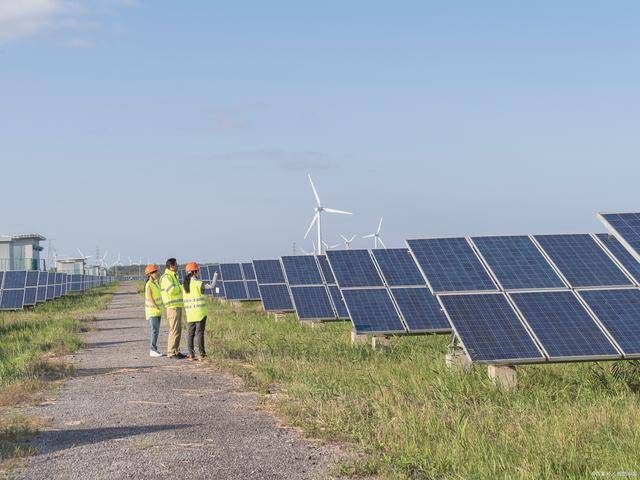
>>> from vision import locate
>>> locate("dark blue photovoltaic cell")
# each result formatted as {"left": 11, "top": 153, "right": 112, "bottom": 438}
{"left": 578, "top": 289, "right": 640, "bottom": 357}
{"left": 596, "top": 234, "right": 640, "bottom": 285}
{"left": 25, "top": 271, "right": 39, "bottom": 288}
{"left": 599, "top": 213, "right": 640, "bottom": 260}
{"left": 326, "top": 250, "right": 383, "bottom": 288}
{"left": 406, "top": 238, "right": 497, "bottom": 293}
{"left": 534, "top": 234, "right": 632, "bottom": 288}
{"left": 371, "top": 248, "right": 425, "bottom": 286}
{"left": 341, "top": 288, "right": 405, "bottom": 334}
{"left": 4, "top": 271, "right": 26, "bottom": 289}
{"left": 0, "top": 272, "right": 4, "bottom": 288}
{"left": 510, "top": 291, "right": 620, "bottom": 360}
{"left": 259, "top": 284, "right": 293, "bottom": 311}
{"left": 253, "top": 260, "right": 286, "bottom": 284}
{"left": 281, "top": 256, "right": 324, "bottom": 286}
{"left": 242, "top": 263, "right": 256, "bottom": 280}
{"left": 472, "top": 235, "right": 565, "bottom": 290}
{"left": 46, "top": 275, "right": 57, "bottom": 299}
{"left": 439, "top": 294, "right": 544, "bottom": 363}
{"left": 246, "top": 280, "right": 260, "bottom": 300}
{"left": 220, "top": 263, "right": 243, "bottom": 281}
{"left": 36, "top": 272, "right": 47, "bottom": 302}
{"left": 224, "top": 280, "right": 248, "bottom": 300}
{"left": 290, "top": 286, "right": 335, "bottom": 320}
{"left": 328, "top": 285, "right": 348, "bottom": 319}
{"left": 199, "top": 265, "right": 211, "bottom": 281}
{"left": 0, "top": 289, "right": 25, "bottom": 310}
{"left": 390, "top": 287, "right": 450, "bottom": 332}
{"left": 23, "top": 287, "right": 37, "bottom": 306}
{"left": 316, "top": 255, "right": 335, "bottom": 284}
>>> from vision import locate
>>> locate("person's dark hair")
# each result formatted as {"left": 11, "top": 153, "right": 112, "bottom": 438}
{"left": 166, "top": 258, "right": 177, "bottom": 269}
{"left": 183, "top": 272, "right": 193, "bottom": 293}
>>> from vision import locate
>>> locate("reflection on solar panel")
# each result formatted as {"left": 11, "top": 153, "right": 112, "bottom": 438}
{"left": 595, "top": 234, "right": 640, "bottom": 285}
{"left": 328, "top": 285, "right": 349, "bottom": 319}
{"left": 510, "top": 290, "right": 620, "bottom": 361}
{"left": 326, "top": 250, "right": 383, "bottom": 288}
{"left": 281, "top": 256, "right": 324, "bottom": 286}
{"left": 246, "top": 280, "right": 260, "bottom": 300}
{"left": 471, "top": 235, "right": 566, "bottom": 290}
{"left": 578, "top": 288, "right": 640, "bottom": 357}
{"left": 316, "top": 255, "right": 335, "bottom": 284}
{"left": 224, "top": 280, "right": 248, "bottom": 300}
{"left": 220, "top": 263, "right": 243, "bottom": 281}
{"left": 341, "top": 288, "right": 405, "bottom": 334}
{"left": 253, "top": 260, "right": 286, "bottom": 284}
{"left": 371, "top": 248, "right": 425, "bottom": 286}
{"left": 598, "top": 212, "right": 640, "bottom": 262}
{"left": 241, "top": 263, "right": 256, "bottom": 281}
{"left": 534, "top": 234, "right": 632, "bottom": 288}
{"left": 290, "top": 286, "right": 335, "bottom": 320}
{"left": 406, "top": 238, "right": 497, "bottom": 293}
{"left": 439, "top": 293, "right": 544, "bottom": 364}
{"left": 258, "top": 284, "right": 293, "bottom": 311}
{"left": 390, "top": 287, "right": 450, "bottom": 332}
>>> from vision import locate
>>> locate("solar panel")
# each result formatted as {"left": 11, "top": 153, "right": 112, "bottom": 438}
{"left": 439, "top": 293, "right": 545, "bottom": 364}
{"left": 509, "top": 290, "right": 620, "bottom": 361}
{"left": 316, "top": 255, "right": 335, "bottom": 284}
{"left": 371, "top": 248, "right": 425, "bottom": 286}
{"left": 471, "top": 235, "right": 566, "bottom": 290}
{"left": 54, "top": 273, "right": 63, "bottom": 298}
{"left": 246, "top": 280, "right": 260, "bottom": 300}
{"left": 25, "top": 271, "right": 38, "bottom": 288}
{"left": 220, "top": 263, "right": 243, "bottom": 281}
{"left": 211, "top": 280, "right": 225, "bottom": 298}
{"left": 406, "top": 238, "right": 497, "bottom": 293}
{"left": 390, "top": 287, "right": 450, "bottom": 333}
{"left": 23, "top": 271, "right": 39, "bottom": 306}
{"left": 595, "top": 233, "right": 640, "bottom": 286}
{"left": 0, "top": 272, "right": 3, "bottom": 289}
{"left": 241, "top": 263, "right": 256, "bottom": 281}
{"left": 199, "top": 265, "right": 211, "bottom": 281}
{"left": 341, "top": 288, "right": 405, "bottom": 334}
{"left": 281, "top": 256, "right": 324, "bottom": 286}
{"left": 290, "top": 286, "right": 336, "bottom": 320}
{"left": 224, "top": 280, "right": 248, "bottom": 300}
{"left": 4, "top": 271, "right": 26, "bottom": 289}
{"left": 258, "top": 284, "right": 294, "bottom": 312}
{"left": 598, "top": 212, "right": 640, "bottom": 262}
{"left": 326, "top": 250, "right": 384, "bottom": 288}
{"left": 534, "top": 234, "right": 632, "bottom": 288}
{"left": 0, "top": 271, "right": 26, "bottom": 310}
{"left": 577, "top": 288, "right": 640, "bottom": 358}
{"left": 253, "top": 260, "right": 286, "bottom": 284}
{"left": 46, "top": 273, "right": 55, "bottom": 300}
{"left": 327, "top": 285, "right": 349, "bottom": 319}
{"left": 36, "top": 272, "right": 47, "bottom": 302}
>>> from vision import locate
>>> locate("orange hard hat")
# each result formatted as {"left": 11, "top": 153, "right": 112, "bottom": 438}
{"left": 185, "top": 262, "right": 199, "bottom": 273}
{"left": 144, "top": 264, "right": 158, "bottom": 276}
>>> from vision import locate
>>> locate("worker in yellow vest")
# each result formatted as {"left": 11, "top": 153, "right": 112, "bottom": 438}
{"left": 182, "top": 262, "right": 217, "bottom": 361}
{"left": 144, "top": 264, "right": 164, "bottom": 357}
{"left": 160, "top": 258, "right": 185, "bottom": 359}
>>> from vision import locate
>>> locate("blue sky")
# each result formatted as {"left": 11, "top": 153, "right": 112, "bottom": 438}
{"left": 2, "top": 1, "right": 640, "bottom": 264}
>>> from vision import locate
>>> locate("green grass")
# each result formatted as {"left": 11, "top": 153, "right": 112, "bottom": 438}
{"left": 205, "top": 299, "right": 640, "bottom": 479}
{"left": 0, "top": 285, "right": 116, "bottom": 466}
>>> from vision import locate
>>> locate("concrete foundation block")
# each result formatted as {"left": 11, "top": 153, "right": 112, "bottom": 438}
{"left": 371, "top": 336, "right": 390, "bottom": 351}
{"left": 488, "top": 365, "right": 517, "bottom": 389}
{"left": 445, "top": 350, "right": 472, "bottom": 372}
{"left": 351, "top": 331, "right": 368, "bottom": 345}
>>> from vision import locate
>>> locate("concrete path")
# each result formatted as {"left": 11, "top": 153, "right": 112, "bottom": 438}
{"left": 19, "top": 282, "right": 341, "bottom": 479}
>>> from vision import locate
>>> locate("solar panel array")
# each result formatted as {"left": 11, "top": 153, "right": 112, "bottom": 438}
{"left": 0, "top": 271, "right": 116, "bottom": 311}
{"left": 252, "top": 259, "right": 293, "bottom": 312}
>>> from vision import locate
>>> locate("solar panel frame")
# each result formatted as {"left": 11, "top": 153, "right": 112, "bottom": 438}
{"left": 406, "top": 237, "right": 499, "bottom": 294}
{"left": 246, "top": 280, "right": 260, "bottom": 300}
{"left": 598, "top": 212, "right": 640, "bottom": 264}
{"left": 327, "top": 285, "right": 349, "bottom": 319}
{"left": 470, "top": 235, "right": 567, "bottom": 291}
{"left": 508, "top": 290, "right": 622, "bottom": 362}
{"left": 316, "top": 255, "right": 335, "bottom": 284}
{"left": 532, "top": 234, "right": 633, "bottom": 289}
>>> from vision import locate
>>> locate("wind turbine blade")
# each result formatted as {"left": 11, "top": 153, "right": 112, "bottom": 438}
{"left": 308, "top": 174, "right": 321, "bottom": 206}
{"left": 377, "top": 217, "right": 384, "bottom": 234}
{"left": 324, "top": 208, "right": 352, "bottom": 215}
{"left": 362, "top": 234, "right": 375, "bottom": 239}
{"left": 77, "top": 248, "right": 84, "bottom": 258}
{"left": 331, "top": 243, "right": 340, "bottom": 249}
{"left": 304, "top": 213, "right": 319, "bottom": 238}
{"left": 349, "top": 235, "right": 356, "bottom": 242}
{"left": 378, "top": 237, "right": 387, "bottom": 248}
{"left": 322, "top": 241, "right": 329, "bottom": 248}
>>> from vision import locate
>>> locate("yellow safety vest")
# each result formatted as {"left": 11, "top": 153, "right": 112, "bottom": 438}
{"left": 145, "top": 279, "right": 164, "bottom": 319}
{"left": 183, "top": 278, "right": 207, "bottom": 323}
{"left": 160, "top": 269, "right": 184, "bottom": 309}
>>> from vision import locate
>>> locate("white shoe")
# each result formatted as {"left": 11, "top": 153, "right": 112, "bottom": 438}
{"left": 149, "top": 350, "right": 162, "bottom": 357}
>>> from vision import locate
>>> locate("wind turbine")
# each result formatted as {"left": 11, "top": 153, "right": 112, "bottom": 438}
{"left": 304, "top": 174, "right": 352, "bottom": 254}
{"left": 322, "top": 241, "right": 341, "bottom": 251}
{"left": 363, "top": 217, "right": 386, "bottom": 249}
{"left": 76, "top": 248, "right": 92, "bottom": 260}
{"left": 340, "top": 234, "right": 356, "bottom": 250}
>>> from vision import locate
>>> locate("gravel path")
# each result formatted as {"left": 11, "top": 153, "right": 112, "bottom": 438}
{"left": 19, "top": 283, "right": 342, "bottom": 479}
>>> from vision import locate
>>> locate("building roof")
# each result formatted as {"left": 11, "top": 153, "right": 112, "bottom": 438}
{"left": 55, "top": 258, "right": 86, "bottom": 264}
{"left": 0, "top": 233, "right": 47, "bottom": 242}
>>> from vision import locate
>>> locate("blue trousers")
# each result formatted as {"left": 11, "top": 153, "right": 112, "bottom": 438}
{"left": 149, "top": 316, "right": 161, "bottom": 352}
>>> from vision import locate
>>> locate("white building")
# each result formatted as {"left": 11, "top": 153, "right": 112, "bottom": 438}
{"left": 0, "top": 233, "right": 46, "bottom": 271}
{"left": 55, "top": 258, "right": 87, "bottom": 275}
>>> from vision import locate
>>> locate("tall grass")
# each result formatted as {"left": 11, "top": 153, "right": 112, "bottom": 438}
{"left": 205, "top": 299, "right": 640, "bottom": 479}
